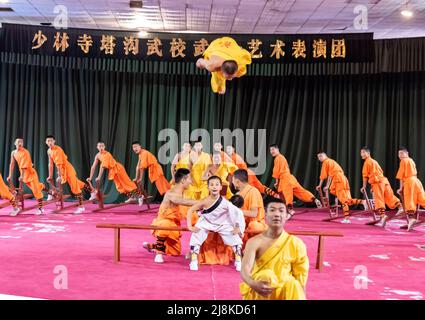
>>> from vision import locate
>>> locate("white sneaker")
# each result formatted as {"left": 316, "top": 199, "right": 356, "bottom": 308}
{"left": 396, "top": 207, "right": 404, "bottom": 216}
{"left": 380, "top": 215, "right": 388, "bottom": 228}
{"left": 47, "top": 194, "right": 54, "bottom": 201}
{"left": 235, "top": 260, "right": 242, "bottom": 272}
{"left": 190, "top": 260, "right": 199, "bottom": 271}
{"left": 341, "top": 218, "right": 351, "bottom": 224}
{"left": 89, "top": 190, "right": 97, "bottom": 201}
{"left": 35, "top": 208, "right": 45, "bottom": 216}
{"left": 407, "top": 219, "right": 417, "bottom": 231}
{"left": 9, "top": 207, "right": 20, "bottom": 217}
{"left": 74, "top": 206, "right": 85, "bottom": 214}
{"left": 154, "top": 254, "right": 164, "bottom": 263}
{"left": 125, "top": 197, "right": 137, "bottom": 204}
{"left": 143, "top": 242, "right": 154, "bottom": 253}
{"left": 314, "top": 199, "right": 323, "bottom": 208}
{"left": 138, "top": 196, "right": 144, "bottom": 207}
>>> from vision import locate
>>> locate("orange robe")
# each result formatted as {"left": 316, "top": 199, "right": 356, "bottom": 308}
{"left": 239, "top": 185, "right": 267, "bottom": 244}
{"left": 0, "top": 173, "right": 14, "bottom": 201}
{"left": 50, "top": 145, "right": 85, "bottom": 195}
{"left": 320, "top": 158, "right": 360, "bottom": 206}
{"left": 273, "top": 154, "right": 314, "bottom": 206}
{"left": 99, "top": 151, "right": 137, "bottom": 194}
{"left": 396, "top": 158, "right": 425, "bottom": 212}
{"left": 139, "top": 149, "right": 170, "bottom": 195}
{"left": 14, "top": 147, "right": 44, "bottom": 199}
{"left": 362, "top": 157, "right": 399, "bottom": 210}
{"left": 231, "top": 153, "right": 266, "bottom": 194}
{"left": 151, "top": 204, "right": 182, "bottom": 255}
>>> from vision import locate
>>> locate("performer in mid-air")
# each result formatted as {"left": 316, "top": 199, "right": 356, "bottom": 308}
{"left": 196, "top": 37, "right": 252, "bottom": 94}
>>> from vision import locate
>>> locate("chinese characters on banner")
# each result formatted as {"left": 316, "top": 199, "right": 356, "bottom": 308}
{"left": 31, "top": 30, "right": 349, "bottom": 61}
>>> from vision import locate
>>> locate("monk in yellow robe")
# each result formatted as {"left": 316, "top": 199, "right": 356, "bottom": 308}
{"left": 240, "top": 198, "right": 309, "bottom": 300}
{"left": 0, "top": 172, "right": 20, "bottom": 216}
{"left": 226, "top": 145, "right": 279, "bottom": 197}
{"left": 270, "top": 144, "right": 322, "bottom": 217}
{"left": 171, "top": 142, "right": 192, "bottom": 181}
{"left": 88, "top": 141, "right": 143, "bottom": 204}
{"left": 187, "top": 142, "right": 211, "bottom": 200}
{"left": 360, "top": 147, "right": 403, "bottom": 226}
{"left": 396, "top": 147, "right": 425, "bottom": 230}
{"left": 143, "top": 168, "right": 198, "bottom": 263}
{"left": 8, "top": 138, "right": 45, "bottom": 215}
{"left": 232, "top": 169, "right": 267, "bottom": 245}
{"left": 132, "top": 141, "right": 171, "bottom": 196}
{"left": 46, "top": 135, "right": 88, "bottom": 214}
{"left": 316, "top": 151, "right": 365, "bottom": 223}
{"left": 202, "top": 152, "right": 238, "bottom": 199}
{"left": 196, "top": 37, "right": 252, "bottom": 94}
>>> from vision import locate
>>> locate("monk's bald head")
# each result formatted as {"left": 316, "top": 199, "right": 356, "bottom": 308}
{"left": 317, "top": 151, "right": 327, "bottom": 162}
{"left": 398, "top": 147, "right": 409, "bottom": 159}
{"left": 14, "top": 138, "right": 24, "bottom": 148}
{"left": 269, "top": 144, "right": 280, "bottom": 157}
{"left": 97, "top": 141, "right": 106, "bottom": 152}
{"left": 232, "top": 169, "right": 248, "bottom": 191}
{"left": 360, "top": 146, "right": 370, "bottom": 160}
{"left": 174, "top": 168, "right": 192, "bottom": 188}
{"left": 222, "top": 60, "right": 238, "bottom": 80}
{"left": 45, "top": 135, "right": 56, "bottom": 147}
{"left": 132, "top": 141, "right": 142, "bottom": 154}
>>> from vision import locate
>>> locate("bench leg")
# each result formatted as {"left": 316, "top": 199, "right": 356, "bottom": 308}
{"left": 316, "top": 235, "right": 324, "bottom": 272}
{"left": 114, "top": 228, "right": 121, "bottom": 263}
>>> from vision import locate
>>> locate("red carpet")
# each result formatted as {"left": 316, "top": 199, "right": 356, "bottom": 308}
{"left": 0, "top": 201, "right": 424, "bottom": 300}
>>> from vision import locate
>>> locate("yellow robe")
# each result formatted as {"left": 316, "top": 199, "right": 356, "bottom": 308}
{"left": 210, "top": 162, "right": 239, "bottom": 199}
{"left": 203, "top": 37, "right": 252, "bottom": 93}
{"left": 240, "top": 231, "right": 309, "bottom": 300}
{"left": 187, "top": 152, "right": 211, "bottom": 200}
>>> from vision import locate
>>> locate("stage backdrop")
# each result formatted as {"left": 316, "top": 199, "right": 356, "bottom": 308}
{"left": 0, "top": 24, "right": 424, "bottom": 202}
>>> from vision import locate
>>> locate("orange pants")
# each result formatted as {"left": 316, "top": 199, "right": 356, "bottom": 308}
{"left": 152, "top": 220, "right": 181, "bottom": 256}
{"left": 402, "top": 177, "right": 425, "bottom": 212}
{"left": 111, "top": 164, "right": 137, "bottom": 194}
{"left": 0, "top": 175, "right": 14, "bottom": 201}
{"left": 154, "top": 175, "right": 171, "bottom": 195}
{"left": 370, "top": 179, "right": 400, "bottom": 210}
{"left": 23, "top": 168, "right": 44, "bottom": 199}
{"left": 198, "top": 232, "right": 234, "bottom": 265}
{"left": 243, "top": 220, "right": 267, "bottom": 245}
{"left": 278, "top": 175, "right": 314, "bottom": 206}
{"left": 58, "top": 163, "right": 85, "bottom": 195}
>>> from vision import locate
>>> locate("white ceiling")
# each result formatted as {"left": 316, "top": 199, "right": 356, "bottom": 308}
{"left": 0, "top": 0, "right": 424, "bottom": 39}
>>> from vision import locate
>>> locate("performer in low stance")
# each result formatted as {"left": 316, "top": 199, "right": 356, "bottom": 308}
{"left": 143, "top": 168, "right": 198, "bottom": 263}
{"left": 196, "top": 37, "right": 252, "bottom": 94}
{"left": 0, "top": 171, "right": 20, "bottom": 216}
{"left": 46, "top": 135, "right": 89, "bottom": 214}
{"left": 132, "top": 141, "right": 170, "bottom": 196}
{"left": 7, "top": 138, "right": 45, "bottom": 215}
{"left": 270, "top": 144, "right": 322, "bottom": 217}
{"left": 396, "top": 147, "right": 425, "bottom": 230}
{"left": 187, "top": 176, "right": 245, "bottom": 271}
{"left": 88, "top": 141, "right": 143, "bottom": 205}
{"left": 240, "top": 198, "right": 309, "bottom": 300}
{"left": 360, "top": 147, "right": 403, "bottom": 227}
{"left": 316, "top": 151, "right": 365, "bottom": 223}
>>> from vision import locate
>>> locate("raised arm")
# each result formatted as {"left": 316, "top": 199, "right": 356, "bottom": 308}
{"left": 187, "top": 200, "right": 206, "bottom": 231}
{"left": 168, "top": 194, "right": 198, "bottom": 207}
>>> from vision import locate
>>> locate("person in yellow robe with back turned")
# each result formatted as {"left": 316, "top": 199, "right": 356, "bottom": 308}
{"left": 240, "top": 198, "right": 309, "bottom": 300}
{"left": 196, "top": 37, "right": 252, "bottom": 94}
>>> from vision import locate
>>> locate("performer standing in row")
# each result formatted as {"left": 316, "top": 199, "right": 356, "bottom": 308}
{"left": 396, "top": 147, "right": 425, "bottom": 230}
{"left": 7, "top": 138, "right": 45, "bottom": 215}
{"left": 170, "top": 142, "right": 192, "bottom": 182}
{"left": 270, "top": 144, "right": 322, "bottom": 218}
{"left": 88, "top": 141, "right": 143, "bottom": 205}
{"left": 316, "top": 151, "right": 364, "bottom": 223}
{"left": 132, "top": 141, "right": 170, "bottom": 196}
{"left": 46, "top": 135, "right": 88, "bottom": 214}
{"left": 187, "top": 141, "right": 211, "bottom": 200}
{"left": 360, "top": 147, "right": 403, "bottom": 226}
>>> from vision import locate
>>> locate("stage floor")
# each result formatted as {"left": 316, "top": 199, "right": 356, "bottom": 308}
{"left": 0, "top": 201, "right": 424, "bottom": 300}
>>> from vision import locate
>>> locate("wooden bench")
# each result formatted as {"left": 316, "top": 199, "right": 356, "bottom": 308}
{"left": 96, "top": 223, "right": 344, "bottom": 272}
